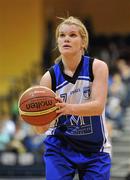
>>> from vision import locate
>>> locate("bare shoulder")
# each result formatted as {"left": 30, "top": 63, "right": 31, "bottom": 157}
{"left": 94, "top": 58, "right": 108, "bottom": 68}
{"left": 93, "top": 58, "right": 109, "bottom": 73}
{"left": 40, "top": 71, "right": 52, "bottom": 89}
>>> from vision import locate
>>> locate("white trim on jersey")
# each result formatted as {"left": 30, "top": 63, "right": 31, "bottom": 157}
{"left": 78, "top": 76, "right": 91, "bottom": 81}
{"left": 56, "top": 81, "right": 69, "bottom": 90}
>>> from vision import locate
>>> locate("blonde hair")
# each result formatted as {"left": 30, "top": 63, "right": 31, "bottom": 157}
{"left": 55, "top": 16, "right": 89, "bottom": 63}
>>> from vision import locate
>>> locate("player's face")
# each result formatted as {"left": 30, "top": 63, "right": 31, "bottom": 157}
{"left": 57, "top": 24, "right": 84, "bottom": 56}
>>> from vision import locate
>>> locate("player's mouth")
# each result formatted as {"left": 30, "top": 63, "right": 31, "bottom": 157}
{"left": 63, "top": 44, "right": 72, "bottom": 48}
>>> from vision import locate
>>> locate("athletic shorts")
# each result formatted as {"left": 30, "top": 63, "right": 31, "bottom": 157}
{"left": 43, "top": 136, "right": 111, "bottom": 180}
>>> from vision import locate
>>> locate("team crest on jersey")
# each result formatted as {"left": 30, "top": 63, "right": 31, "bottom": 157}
{"left": 66, "top": 115, "right": 93, "bottom": 136}
{"left": 83, "top": 86, "right": 91, "bottom": 99}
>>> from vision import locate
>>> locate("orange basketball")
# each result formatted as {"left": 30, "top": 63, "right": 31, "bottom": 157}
{"left": 18, "top": 86, "right": 58, "bottom": 126}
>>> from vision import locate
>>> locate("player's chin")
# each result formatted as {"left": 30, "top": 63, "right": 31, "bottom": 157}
{"left": 60, "top": 50, "right": 73, "bottom": 55}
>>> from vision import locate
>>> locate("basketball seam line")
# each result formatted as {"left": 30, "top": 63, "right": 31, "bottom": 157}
{"left": 19, "top": 106, "right": 58, "bottom": 116}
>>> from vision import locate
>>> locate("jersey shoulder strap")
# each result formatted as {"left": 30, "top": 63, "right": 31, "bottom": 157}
{"left": 48, "top": 66, "right": 56, "bottom": 92}
{"left": 89, "top": 57, "right": 94, "bottom": 82}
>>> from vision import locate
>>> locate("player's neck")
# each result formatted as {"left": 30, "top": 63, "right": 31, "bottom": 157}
{"left": 61, "top": 53, "right": 82, "bottom": 72}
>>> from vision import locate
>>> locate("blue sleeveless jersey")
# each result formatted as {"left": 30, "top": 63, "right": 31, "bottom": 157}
{"left": 45, "top": 56, "right": 111, "bottom": 154}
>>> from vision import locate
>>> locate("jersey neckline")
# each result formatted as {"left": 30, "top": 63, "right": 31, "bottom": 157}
{"left": 59, "top": 56, "right": 84, "bottom": 84}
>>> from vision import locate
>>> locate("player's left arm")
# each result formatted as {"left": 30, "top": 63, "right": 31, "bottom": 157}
{"left": 56, "top": 59, "right": 109, "bottom": 116}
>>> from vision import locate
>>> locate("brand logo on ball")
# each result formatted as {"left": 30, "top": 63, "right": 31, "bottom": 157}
{"left": 26, "top": 100, "right": 53, "bottom": 110}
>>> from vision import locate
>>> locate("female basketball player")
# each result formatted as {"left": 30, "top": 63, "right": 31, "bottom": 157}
{"left": 34, "top": 16, "right": 111, "bottom": 180}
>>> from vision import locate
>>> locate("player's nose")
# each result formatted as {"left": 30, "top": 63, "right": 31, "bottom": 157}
{"left": 64, "top": 35, "right": 70, "bottom": 42}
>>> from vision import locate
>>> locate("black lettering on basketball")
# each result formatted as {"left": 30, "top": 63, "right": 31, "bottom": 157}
{"left": 26, "top": 100, "right": 53, "bottom": 110}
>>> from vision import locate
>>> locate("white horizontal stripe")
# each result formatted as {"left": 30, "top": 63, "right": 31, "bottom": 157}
{"left": 78, "top": 76, "right": 91, "bottom": 80}
{"left": 56, "top": 80, "right": 68, "bottom": 89}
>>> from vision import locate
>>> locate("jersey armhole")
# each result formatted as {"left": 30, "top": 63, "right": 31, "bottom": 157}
{"left": 89, "top": 57, "right": 94, "bottom": 82}
{"left": 48, "top": 67, "right": 56, "bottom": 92}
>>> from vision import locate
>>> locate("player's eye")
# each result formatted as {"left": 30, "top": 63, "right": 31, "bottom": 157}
{"left": 70, "top": 33, "right": 77, "bottom": 37}
{"left": 59, "top": 33, "right": 65, "bottom": 37}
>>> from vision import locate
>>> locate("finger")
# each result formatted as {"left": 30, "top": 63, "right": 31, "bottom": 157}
{"left": 55, "top": 96, "right": 63, "bottom": 103}
{"left": 55, "top": 102, "right": 64, "bottom": 108}
{"left": 56, "top": 108, "right": 64, "bottom": 114}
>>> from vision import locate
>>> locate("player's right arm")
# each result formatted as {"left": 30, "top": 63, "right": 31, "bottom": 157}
{"left": 33, "top": 71, "right": 52, "bottom": 134}
{"left": 40, "top": 71, "right": 52, "bottom": 89}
